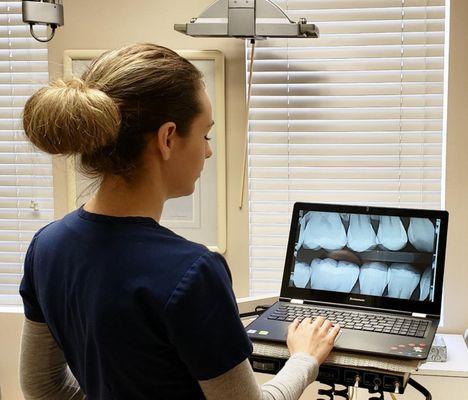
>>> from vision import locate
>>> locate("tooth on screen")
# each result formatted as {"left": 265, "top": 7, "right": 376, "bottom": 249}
{"left": 387, "top": 263, "right": 421, "bottom": 299}
{"left": 347, "top": 214, "right": 377, "bottom": 252}
{"left": 359, "top": 262, "right": 388, "bottom": 296}
{"left": 293, "top": 261, "right": 311, "bottom": 288}
{"left": 304, "top": 212, "right": 347, "bottom": 251}
{"left": 408, "top": 218, "right": 435, "bottom": 253}
{"left": 301, "top": 212, "right": 320, "bottom": 250}
{"left": 419, "top": 266, "right": 432, "bottom": 301}
{"left": 310, "top": 258, "right": 360, "bottom": 293}
{"left": 376, "top": 216, "right": 408, "bottom": 251}
{"left": 295, "top": 214, "right": 309, "bottom": 250}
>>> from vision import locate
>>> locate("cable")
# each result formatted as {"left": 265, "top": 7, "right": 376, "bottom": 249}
{"left": 29, "top": 24, "right": 56, "bottom": 43}
{"left": 351, "top": 375, "right": 360, "bottom": 400}
{"left": 239, "top": 304, "right": 271, "bottom": 319}
{"left": 408, "top": 378, "right": 432, "bottom": 400}
{"left": 255, "top": 305, "right": 270, "bottom": 313}
{"left": 239, "top": 38, "right": 256, "bottom": 209}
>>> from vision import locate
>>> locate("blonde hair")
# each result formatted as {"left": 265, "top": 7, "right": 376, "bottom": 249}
{"left": 23, "top": 43, "right": 203, "bottom": 177}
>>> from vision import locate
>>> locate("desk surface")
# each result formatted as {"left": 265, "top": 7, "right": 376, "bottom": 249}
{"left": 416, "top": 334, "right": 468, "bottom": 377}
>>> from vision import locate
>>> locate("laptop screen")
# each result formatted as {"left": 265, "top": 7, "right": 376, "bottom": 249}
{"left": 288, "top": 208, "right": 443, "bottom": 304}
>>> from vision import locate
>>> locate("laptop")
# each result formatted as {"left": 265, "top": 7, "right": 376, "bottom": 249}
{"left": 246, "top": 202, "right": 448, "bottom": 360}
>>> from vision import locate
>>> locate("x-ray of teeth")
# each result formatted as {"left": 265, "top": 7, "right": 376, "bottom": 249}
{"left": 310, "top": 258, "right": 360, "bottom": 293}
{"left": 291, "top": 209, "right": 441, "bottom": 304}
{"left": 359, "top": 262, "right": 389, "bottom": 296}
{"left": 377, "top": 216, "right": 408, "bottom": 251}
{"left": 293, "top": 261, "right": 311, "bottom": 288}
{"left": 301, "top": 213, "right": 321, "bottom": 250}
{"left": 419, "top": 266, "right": 432, "bottom": 301}
{"left": 408, "top": 218, "right": 435, "bottom": 252}
{"left": 304, "top": 212, "right": 347, "bottom": 251}
{"left": 347, "top": 214, "right": 377, "bottom": 252}
{"left": 387, "top": 263, "right": 421, "bottom": 299}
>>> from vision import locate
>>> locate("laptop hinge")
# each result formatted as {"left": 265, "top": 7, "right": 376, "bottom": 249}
{"left": 412, "top": 312, "right": 427, "bottom": 318}
{"left": 290, "top": 299, "right": 304, "bottom": 304}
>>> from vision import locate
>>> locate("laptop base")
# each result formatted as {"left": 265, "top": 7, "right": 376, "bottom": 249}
{"left": 246, "top": 301, "right": 439, "bottom": 360}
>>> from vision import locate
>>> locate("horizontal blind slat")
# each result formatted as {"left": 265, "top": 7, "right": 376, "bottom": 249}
{"left": 250, "top": 94, "right": 443, "bottom": 108}
{"left": 250, "top": 70, "right": 444, "bottom": 84}
{"left": 277, "top": 1, "right": 444, "bottom": 9}
{"left": 255, "top": 32, "right": 444, "bottom": 47}
{"left": 250, "top": 166, "right": 441, "bottom": 180}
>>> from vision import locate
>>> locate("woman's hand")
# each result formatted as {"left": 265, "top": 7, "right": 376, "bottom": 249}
{"left": 286, "top": 316, "right": 341, "bottom": 364}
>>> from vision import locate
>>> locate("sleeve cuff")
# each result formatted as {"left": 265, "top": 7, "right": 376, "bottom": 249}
{"left": 287, "top": 352, "right": 319, "bottom": 383}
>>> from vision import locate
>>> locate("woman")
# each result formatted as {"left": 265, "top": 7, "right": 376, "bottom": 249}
{"left": 19, "top": 43, "right": 340, "bottom": 400}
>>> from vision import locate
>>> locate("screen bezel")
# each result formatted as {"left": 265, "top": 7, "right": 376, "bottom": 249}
{"left": 280, "top": 202, "right": 449, "bottom": 316}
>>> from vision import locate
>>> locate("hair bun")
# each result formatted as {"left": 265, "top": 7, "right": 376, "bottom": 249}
{"left": 22, "top": 77, "right": 121, "bottom": 156}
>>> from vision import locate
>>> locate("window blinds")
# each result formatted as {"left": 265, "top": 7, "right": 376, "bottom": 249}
{"left": 0, "top": 2, "right": 52, "bottom": 306}
{"left": 247, "top": 0, "right": 446, "bottom": 296}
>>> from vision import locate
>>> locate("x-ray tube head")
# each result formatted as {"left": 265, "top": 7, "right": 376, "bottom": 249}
{"left": 22, "top": 1, "right": 64, "bottom": 26}
{"left": 22, "top": 1, "right": 64, "bottom": 42}
{"left": 174, "top": 0, "right": 319, "bottom": 40}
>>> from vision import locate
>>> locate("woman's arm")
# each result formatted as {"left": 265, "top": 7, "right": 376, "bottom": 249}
{"left": 199, "top": 353, "right": 318, "bottom": 400}
{"left": 20, "top": 318, "right": 86, "bottom": 400}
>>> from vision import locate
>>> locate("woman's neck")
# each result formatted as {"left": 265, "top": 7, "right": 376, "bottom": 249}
{"left": 83, "top": 173, "right": 167, "bottom": 222}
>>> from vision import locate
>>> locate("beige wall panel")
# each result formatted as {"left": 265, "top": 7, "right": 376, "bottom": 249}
{"left": 0, "top": 313, "right": 23, "bottom": 399}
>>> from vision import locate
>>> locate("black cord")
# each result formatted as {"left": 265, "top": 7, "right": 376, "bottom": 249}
{"left": 255, "top": 305, "right": 270, "bottom": 313}
{"left": 408, "top": 378, "right": 432, "bottom": 400}
{"left": 29, "top": 24, "right": 56, "bottom": 43}
{"left": 239, "top": 304, "right": 271, "bottom": 319}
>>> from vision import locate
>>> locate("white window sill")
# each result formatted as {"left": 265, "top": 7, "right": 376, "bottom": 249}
{"left": 0, "top": 305, "right": 23, "bottom": 314}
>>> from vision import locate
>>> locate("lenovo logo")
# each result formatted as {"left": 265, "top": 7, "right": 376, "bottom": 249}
{"left": 349, "top": 297, "right": 365, "bottom": 302}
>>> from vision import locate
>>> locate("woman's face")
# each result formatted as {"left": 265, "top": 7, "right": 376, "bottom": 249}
{"left": 166, "top": 87, "right": 214, "bottom": 198}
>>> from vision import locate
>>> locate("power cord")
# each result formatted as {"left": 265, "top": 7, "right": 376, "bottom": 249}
{"left": 408, "top": 378, "right": 432, "bottom": 400}
{"left": 239, "top": 304, "right": 271, "bottom": 319}
{"left": 255, "top": 305, "right": 270, "bottom": 313}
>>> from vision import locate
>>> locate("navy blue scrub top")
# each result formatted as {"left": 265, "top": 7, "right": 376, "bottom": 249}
{"left": 19, "top": 207, "right": 253, "bottom": 399}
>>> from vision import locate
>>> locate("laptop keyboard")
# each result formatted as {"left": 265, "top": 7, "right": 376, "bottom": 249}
{"left": 267, "top": 305, "right": 429, "bottom": 338}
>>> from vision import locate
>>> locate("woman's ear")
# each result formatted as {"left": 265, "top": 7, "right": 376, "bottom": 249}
{"left": 155, "top": 122, "right": 177, "bottom": 161}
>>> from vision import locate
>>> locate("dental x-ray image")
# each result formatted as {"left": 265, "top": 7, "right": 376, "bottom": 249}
{"left": 290, "top": 210, "right": 440, "bottom": 302}
{"left": 298, "top": 212, "right": 347, "bottom": 251}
